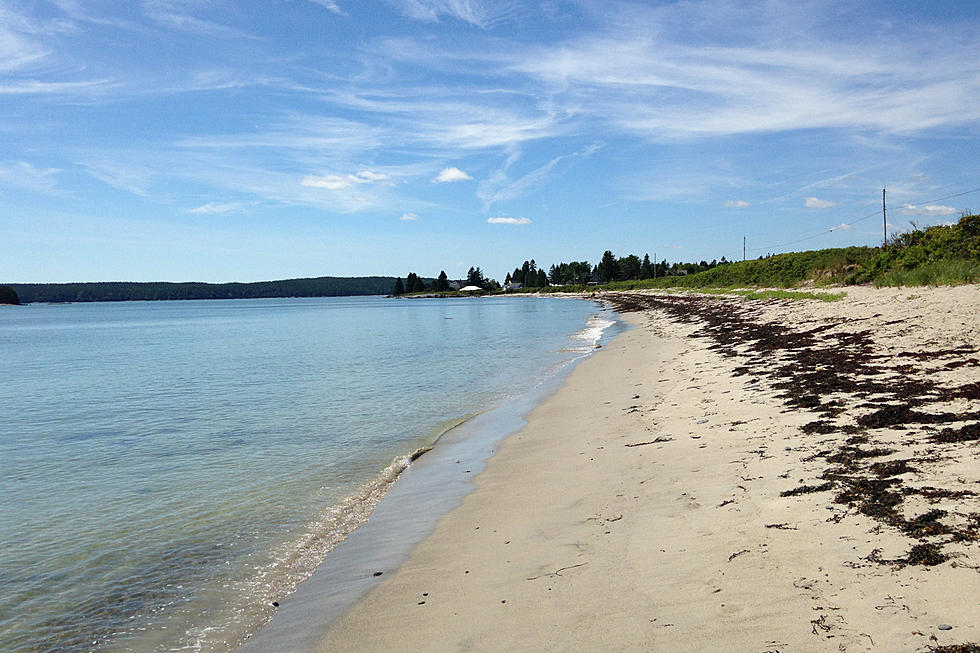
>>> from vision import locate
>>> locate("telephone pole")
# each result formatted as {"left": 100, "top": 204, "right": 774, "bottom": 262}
{"left": 882, "top": 187, "right": 887, "bottom": 246}
{"left": 743, "top": 236, "right": 746, "bottom": 262}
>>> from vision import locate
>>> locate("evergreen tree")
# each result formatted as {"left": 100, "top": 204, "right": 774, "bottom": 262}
{"left": 466, "top": 266, "right": 488, "bottom": 289}
{"left": 536, "top": 269, "right": 548, "bottom": 287}
{"left": 392, "top": 277, "right": 405, "bottom": 295}
{"left": 640, "top": 254, "right": 653, "bottom": 280}
{"left": 525, "top": 267, "right": 537, "bottom": 287}
{"left": 505, "top": 272, "right": 512, "bottom": 285}
{"left": 435, "top": 270, "right": 449, "bottom": 291}
{"left": 619, "top": 254, "right": 641, "bottom": 281}
{"left": 598, "top": 250, "right": 619, "bottom": 282}
{"left": 521, "top": 260, "right": 530, "bottom": 284}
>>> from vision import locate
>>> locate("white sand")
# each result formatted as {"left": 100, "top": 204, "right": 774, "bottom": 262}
{"left": 316, "top": 285, "right": 980, "bottom": 652}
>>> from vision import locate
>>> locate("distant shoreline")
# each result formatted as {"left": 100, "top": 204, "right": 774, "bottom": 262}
{"left": 6, "top": 276, "right": 401, "bottom": 304}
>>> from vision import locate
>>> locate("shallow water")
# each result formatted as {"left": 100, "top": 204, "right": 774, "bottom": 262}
{"left": 0, "top": 295, "right": 613, "bottom": 652}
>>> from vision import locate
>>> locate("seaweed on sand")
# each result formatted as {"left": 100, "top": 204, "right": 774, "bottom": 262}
{"left": 603, "top": 292, "right": 979, "bottom": 567}
{"left": 870, "top": 459, "right": 916, "bottom": 478}
{"left": 930, "top": 423, "right": 980, "bottom": 444}
{"left": 780, "top": 482, "right": 833, "bottom": 497}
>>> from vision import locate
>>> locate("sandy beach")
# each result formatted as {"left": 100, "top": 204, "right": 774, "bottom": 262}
{"left": 315, "top": 285, "right": 980, "bottom": 652}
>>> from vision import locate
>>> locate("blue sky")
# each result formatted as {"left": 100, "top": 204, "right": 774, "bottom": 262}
{"left": 2, "top": 0, "right": 979, "bottom": 283}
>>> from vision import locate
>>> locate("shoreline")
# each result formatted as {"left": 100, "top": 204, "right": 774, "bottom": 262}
{"left": 237, "top": 303, "right": 624, "bottom": 652}
{"left": 313, "top": 284, "right": 980, "bottom": 652}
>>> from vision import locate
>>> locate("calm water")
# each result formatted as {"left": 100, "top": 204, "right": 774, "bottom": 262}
{"left": 0, "top": 295, "right": 612, "bottom": 652}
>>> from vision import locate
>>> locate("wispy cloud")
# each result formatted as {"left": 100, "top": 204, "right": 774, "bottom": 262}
{"left": 0, "top": 24, "right": 48, "bottom": 72}
{"left": 141, "top": 0, "right": 259, "bottom": 39}
{"left": 503, "top": 2, "right": 980, "bottom": 140}
{"left": 300, "top": 170, "right": 390, "bottom": 190}
{"left": 805, "top": 197, "right": 835, "bottom": 209}
{"left": 478, "top": 143, "right": 601, "bottom": 207}
{"left": 309, "top": 0, "right": 346, "bottom": 15}
{"left": 0, "top": 79, "right": 115, "bottom": 95}
{"left": 400, "top": 211, "right": 418, "bottom": 220}
{"left": 0, "top": 160, "right": 61, "bottom": 192}
{"left": 187, "top": 201, "right": 246, "bottom": 214}
{"left": 432, "top": 166, "right": 472, "bottom": 182}
{"left": 828, "top": 223, "right": 852, "bottom": 232}
{"left": 487, "top": 216, "right": 531, "bottom": 224}
{"left": 387, "top": 0, "right": 517, "bottom": 28}
{"left": 724, "top": 199, "right": 750, "bottom": 208}
{"left": 900, "top": 203, "right": 958, "bottom": 216}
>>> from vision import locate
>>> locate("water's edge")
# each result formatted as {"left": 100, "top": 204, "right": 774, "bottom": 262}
{"left": 237, "top": 302, "right": 627, "bottom": 652}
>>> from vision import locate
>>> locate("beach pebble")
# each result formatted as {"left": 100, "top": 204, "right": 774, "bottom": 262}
{"left": 271, "top": 602, "right": 279, "bottom": 607}
{"left": 938, "top": 624, "right": 953, "bottom": 631}
{"left": 785, "top": 446, "right": 792, "bottom": 451}
{"left": 697, "top": 419, "right": 709, "bottom": 424}
{"left": 373, "top": 571, "right": 383, "bottom": 577}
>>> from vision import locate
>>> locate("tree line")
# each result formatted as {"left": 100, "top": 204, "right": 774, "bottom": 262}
{"left": 8, "top": 277, "right": 400, "bottom": 303}
{"left": 393, "top": 250, "right": 735, "bottom": 296}
{"left": 0, "top": 285, "right": 19, "bottom": 305}
{"left": 391, "top": 267, "right": 502, "bottom": 295}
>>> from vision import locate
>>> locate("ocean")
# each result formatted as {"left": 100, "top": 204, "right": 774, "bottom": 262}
{"left": 0, "top": 295, "right": 618, "bottom": 652}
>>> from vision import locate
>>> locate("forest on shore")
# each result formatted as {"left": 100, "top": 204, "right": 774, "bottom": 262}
{"left": 8, "top": 276, "right": 400, "bottom": 304}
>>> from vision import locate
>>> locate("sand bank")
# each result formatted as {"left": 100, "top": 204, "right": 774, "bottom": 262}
{"left": 315, "top": 285, "right": 980, "bottom": 652}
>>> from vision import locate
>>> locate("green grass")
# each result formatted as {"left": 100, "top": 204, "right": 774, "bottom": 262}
{"left": 874, "top": 258, "right": 980, "bottom": 287}
{"left": 850, "top": 214, "right": 980, "bottom": 286}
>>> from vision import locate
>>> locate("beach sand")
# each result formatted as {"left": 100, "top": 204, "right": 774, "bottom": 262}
{"left": 314, "top": 285, "right": 980, "bottom": 652}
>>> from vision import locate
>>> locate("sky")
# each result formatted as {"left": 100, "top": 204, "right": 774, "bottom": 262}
{"left": 2, "top": 0, "right": 980, "bottom": 283}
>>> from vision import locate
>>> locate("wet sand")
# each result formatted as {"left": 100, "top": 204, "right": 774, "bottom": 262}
{"left": 315, "top": 285, "right": 980, "bottom": 652}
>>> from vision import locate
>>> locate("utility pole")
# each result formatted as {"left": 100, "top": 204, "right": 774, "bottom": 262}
{"left": 743, "top": 236, "right": 746, "bottom": 262}
{"left": 882, "top": 187, "right": 887, "bottom": 246}
{"left": 653, "top": 252, "right": 656, "bottom": 279}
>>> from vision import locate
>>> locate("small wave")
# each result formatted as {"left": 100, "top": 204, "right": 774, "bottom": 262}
{"left": 174, "top": 413, "right": 482, "bottom": 652}
{"left": 564, "top": 313, "right": 616, "bottom": 353}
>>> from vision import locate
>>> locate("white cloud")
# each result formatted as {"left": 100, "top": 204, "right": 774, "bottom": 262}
{"left": 400, "top": 211, "right": 418, "bottom": 220}
{"left": 309, "top": 0, "right": 345, "bottom": 15}
{"left": 805, "top": 197, "right": 835, "bottom": 209}
{"left": 0, "top": 79, "right": 113, "bottom": 95}
{"left": 900, "top": 203, "right": 957, "bottom": 216}
{"left": 478, "top": 143, "right": 601, "bottom": 208}
{"left": 724, "top": 199, "right": 750, "bottom": 208}
{"left": 188, "top": 201, "right": 245, "bottom": 214}
{"left": 502, "top": 3, "right": 980, "bottom": 140}
{"left": 487, "top": 216, "right": 531, "bottom": 224}
{"left": 300, "top": 170, "right": 390, "bottom": 190}
{"left": 0, "top": 25, "right": 48, "bottom": 72}
{"left": 354, "top": 170, "right": 389, "bottom": 182}
{"left": 433, "top": 166, "right": 473, "bottom": 182}
{"left": 0, "top": 160, "right": 61, "bottom": 192}
{"left": 828, "top": 223, "right": 852, "bottom": 232}
{"left": 142, "top": 1, "right": 259, "bottom": 39}
{"left": 387, "top": 0, "right": 515, "bottom": 28}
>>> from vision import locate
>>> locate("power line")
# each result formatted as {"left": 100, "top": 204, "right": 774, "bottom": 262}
{"left": 748, "top": 186, "right": 980, "bottom": 254}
